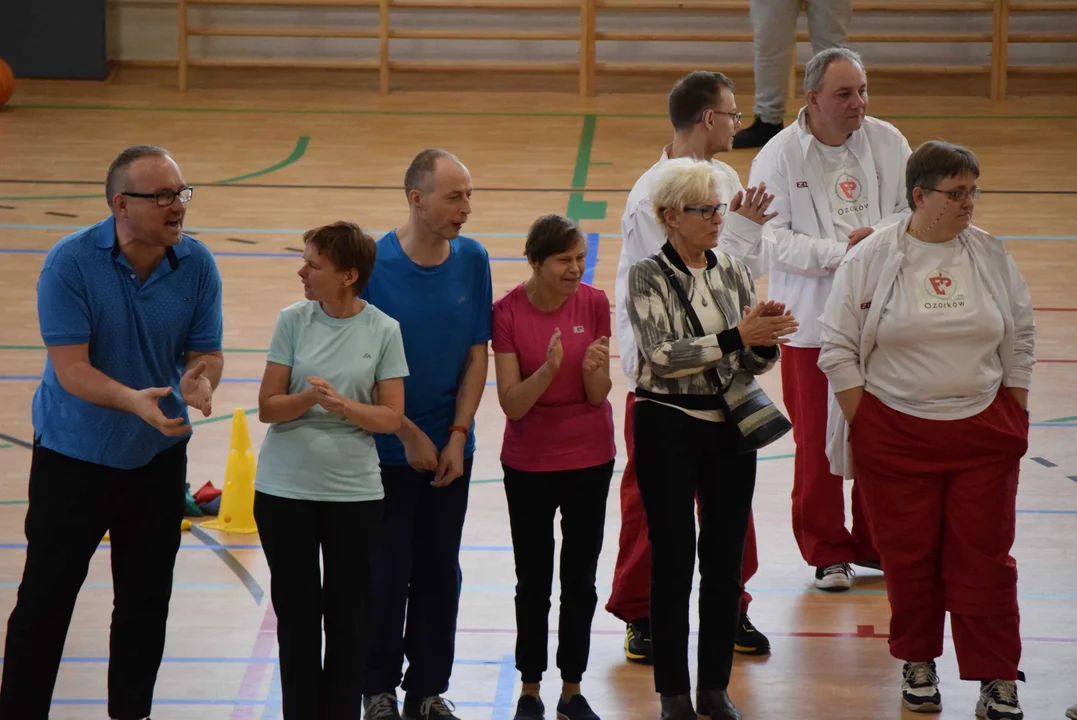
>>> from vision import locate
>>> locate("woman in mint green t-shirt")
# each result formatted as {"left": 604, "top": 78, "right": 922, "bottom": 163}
{"left": 254, "top": 221, "right": 409, "bottom": 720}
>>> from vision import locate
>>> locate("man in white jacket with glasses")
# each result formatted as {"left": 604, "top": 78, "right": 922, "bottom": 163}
{"left": 720, "top": 47, "right": 911, "bottom": 592}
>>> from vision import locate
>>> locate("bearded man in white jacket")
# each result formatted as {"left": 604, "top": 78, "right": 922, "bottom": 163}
{"left": 719, "top": 47, "right": 912, "bottom": 592}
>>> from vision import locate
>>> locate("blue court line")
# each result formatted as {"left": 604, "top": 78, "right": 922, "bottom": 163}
{"left": 582, "top": 232, "right": 599, "bottom": 286}
{"left": 0, "top": 581, "right": 243, "bottom": 591}
{"left": 4, "top": 223, "right": 1077, "bottom": 242}
{"left": 264, "top": 661, "right": 283, "bottom": 720}
{"left": 492, "top": 654, "right": 518, "bottom": 720}
{"left": 0, "top": 542, "right": 514, "bottom": 551}
{"left": 0, "top": 247, "right": 529, "bottom": 261}
{"left": 0, "top": 655, "right": 507, "bottom": 664}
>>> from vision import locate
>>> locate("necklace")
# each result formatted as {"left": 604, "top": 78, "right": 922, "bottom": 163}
{"left": 688, "top": 268, "right": 709, "bottom": 307}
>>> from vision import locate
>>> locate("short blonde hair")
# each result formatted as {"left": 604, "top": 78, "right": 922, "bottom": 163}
{"left": 652, "top": 158, "right": 719, "bottom": 233}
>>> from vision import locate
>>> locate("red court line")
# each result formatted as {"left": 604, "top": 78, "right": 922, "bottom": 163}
{"left": 231, "top": 605, "right": 277, "bottom": 720}
{"left": 456, "top": 626, "right": 1077, "bottom": 644}
{"left": 1038, "top": 359, "right": 1077, "bottom": 364}
{"left": 1034, "top": 307, "right": 1077, "bottom": 312}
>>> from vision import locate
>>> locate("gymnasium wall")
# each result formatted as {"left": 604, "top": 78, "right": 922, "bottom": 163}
{"left": 108, "top": 1, "right": 1077, "bottom": 71}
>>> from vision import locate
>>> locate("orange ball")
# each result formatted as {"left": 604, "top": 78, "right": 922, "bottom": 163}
{"left": 0, "top": 59, "right": 14, "bottom": 109}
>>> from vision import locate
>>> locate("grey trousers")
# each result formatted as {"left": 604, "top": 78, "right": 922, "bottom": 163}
{"left": 750, "top": 0, "right": 853, "bottom": 124}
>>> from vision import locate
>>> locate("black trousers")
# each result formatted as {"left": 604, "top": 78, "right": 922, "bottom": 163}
{"left": 253, "top": 491, "right": 383, "bottom": 720}
{"left": 0, "top": 438, "right": 189, "bottom": 720}
{"left": 502, "top": 460, "right": 614, "bottom": 684}
{"left": 633, "top": 401, "right": 757, "bottom": 695}
{"left": 362, "top": 459, "right": 472, "bottom": 701}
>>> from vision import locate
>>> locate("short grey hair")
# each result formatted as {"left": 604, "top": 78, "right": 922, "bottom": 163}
{"left": 803, "top": 47, "right": 865, "bottom": 96}
{"left": 106, "top": 145, "right": 172, "bottom": 209}
{"left": 404, "top": 148, "right": 461, "bottom": 196}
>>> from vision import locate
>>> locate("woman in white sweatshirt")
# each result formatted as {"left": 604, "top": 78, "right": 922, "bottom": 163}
{"left": 818, "top": 140, "right": 1034, "bottom": 720}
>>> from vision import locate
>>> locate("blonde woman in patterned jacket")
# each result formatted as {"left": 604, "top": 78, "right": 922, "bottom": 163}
{"left": 625, "top": 157, "right": 798, "bottom": 720}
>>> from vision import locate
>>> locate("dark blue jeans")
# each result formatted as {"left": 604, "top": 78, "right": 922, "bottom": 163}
{"left": 361, "top": 458, "right": 472, "bottom": 700}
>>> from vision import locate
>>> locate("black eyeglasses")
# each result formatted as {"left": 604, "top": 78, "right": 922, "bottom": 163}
{"left": 122, "top": 187, "right": 194, "bottom": 207}
{"left": 700, "top": 109, "right": 743, "bottom": 124}
{"left": 683, "top": 203, "right": 728, "bottom": 220}
{"left": 926, "top": 186, "right": 981, "bottom": 202}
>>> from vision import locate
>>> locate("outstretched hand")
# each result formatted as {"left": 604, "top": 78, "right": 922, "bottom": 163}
{"left": 730, "top": 182, "right": 779, "bottom": 225}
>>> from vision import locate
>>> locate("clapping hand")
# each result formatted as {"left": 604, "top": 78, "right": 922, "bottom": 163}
{"left": 308, "top": 376, "right": 348, "bottom": 415}
{"left": 180, "top": 360, "right": 213, "bottom": 417}
{"left": 737, "top": 302, "right": 798, "bottom": 347}
{"left": 730, "top": 182, "right": 778, "bottom": 225}
{"left": 130, "top": 387, "right": 191, "bottom": 437}
{"left": 545, "top": 328, "right": 564, "bottom": 372}
{"left": 582, "top": 336, "right": 610, "bottom": 373}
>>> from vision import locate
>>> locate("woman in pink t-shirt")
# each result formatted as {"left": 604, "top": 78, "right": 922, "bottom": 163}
{"left": 492, "top": 214, "right": 616, "bottom": 720}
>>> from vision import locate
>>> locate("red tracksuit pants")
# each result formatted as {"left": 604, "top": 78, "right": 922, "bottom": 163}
{"left": 850, "top": 390, "right": 1027, "bottom": 680}
{"left": 605, "top": 392, "right": 758, "bottom": 623}
{"left": 782, "top": 345, "right": 878, "bottom": 567}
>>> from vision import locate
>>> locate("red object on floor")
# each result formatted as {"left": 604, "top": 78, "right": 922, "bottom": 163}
{"left": 193, "top": 481, "right": 222, "bottom": 505}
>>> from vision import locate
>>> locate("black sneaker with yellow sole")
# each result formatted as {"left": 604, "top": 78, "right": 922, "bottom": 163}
{"left": 733, "top": 614, "right": 770, "bottom": 656}
{"left": 624, "top": 618, "right": 652, "bottom": 664}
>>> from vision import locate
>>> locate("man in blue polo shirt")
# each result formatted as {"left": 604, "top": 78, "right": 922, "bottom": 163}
{"left": 361, "top": 149, "right": 492, "bottom": 720}
{"left": 0, "top": 145, "right": 224, "bottom": 720}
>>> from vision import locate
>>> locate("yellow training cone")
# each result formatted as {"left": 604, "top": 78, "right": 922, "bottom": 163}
{"left": 201, "top": 409, "right": 259, "bottom": 534}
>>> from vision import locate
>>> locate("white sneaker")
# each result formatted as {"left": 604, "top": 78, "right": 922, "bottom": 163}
{"left": 901, "top": 661, "right": 942, "bottom": 713}
{"left": 814, "top": 562, "right": 853, "bottom": 591}
{"left": 976, "top": 680, "right": 1022, "bottom": 720}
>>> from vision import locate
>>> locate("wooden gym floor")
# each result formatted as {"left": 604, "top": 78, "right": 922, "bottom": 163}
{"left": 0, "top": 67, "right": 1075, "bottom": 719}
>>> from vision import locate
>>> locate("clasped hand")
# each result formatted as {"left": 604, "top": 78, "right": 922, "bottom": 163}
{"left": 737, "top": 301, "right": 798, "bottom": 347}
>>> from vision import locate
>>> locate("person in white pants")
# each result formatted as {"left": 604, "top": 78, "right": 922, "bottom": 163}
{"left": 734, "top": 0, "right": 854, "bottom": 149}
{"left": 719, "top": 47, "right": 912, "bottom": 592}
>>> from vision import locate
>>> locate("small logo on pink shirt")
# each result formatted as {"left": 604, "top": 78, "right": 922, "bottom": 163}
{"left": 573, "top": 325, "right": 585, "bottom": 333}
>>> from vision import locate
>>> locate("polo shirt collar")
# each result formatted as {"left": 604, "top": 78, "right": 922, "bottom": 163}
{"left": 98, "top": 215, "right": 189, "bottom": 270}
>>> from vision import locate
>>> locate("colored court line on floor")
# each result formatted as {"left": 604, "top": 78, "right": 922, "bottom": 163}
{"left": 189, "top": 524, "right": 265, "bottom": 605}
{"left": 566, "top": 115, "right": 607, "bottom": 221}
{"left": 0, "top": 136, "right": 310, "bottom": 202}
{"left": 0, "top": 247, "right": 530, "bottom": 261}
{"left": 582, "top": 232, "right": 599, "bottom": 285}
{"left": 492, "top": 654, "right": 518, "bottom": 720}
{"left": 5, "top": 224, "right": 1077, "bottom": 243}
{"left": 0, "top": 433, "right": 31, "bottom": 449}
{"left": 11, "top": 102, "right": 1077, "bottom": 121}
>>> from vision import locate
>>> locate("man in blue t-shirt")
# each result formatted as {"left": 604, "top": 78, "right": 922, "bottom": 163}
{"left": 0, "top": 145, "right": 224, "bottom": 720}
{"left": 361, "top": 149, "right": 492, "bottom": 720}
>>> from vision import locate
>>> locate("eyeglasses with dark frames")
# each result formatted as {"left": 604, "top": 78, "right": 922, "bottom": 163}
{"left": 121, "top": 187, "right": 195, "bottom": 207}
{"left": 683, "top": 203, "right": 728, "bottom": 220}
{"left": 925, "top": 186, "right": 981, "bottom": 202}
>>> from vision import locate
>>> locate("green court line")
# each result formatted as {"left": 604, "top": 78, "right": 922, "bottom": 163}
{"left": 1045, "top": 415, "right": 1077, "bottom": 423}
{"left": 566, "top": 115, "right": 607, "bottom": 221}
{"left": 10, "top": 103, "right": 1077, "bottom": 121}
{"left": 0, "top": 136, "right": 310, "bottom": 202}
{"left": 191, "top": 407, "right": 259, "bottom": 428}
{"left": 0, "top": 499, "right": 27, "bottom": 505}
{"left": 216, "top": 136, "right": 310, "bottom": 184}
{"left": 0, "top": 345, "right": 270, "bottom": 353}
{"left": 0, "top": 444, "right": 12, "bottom": 450}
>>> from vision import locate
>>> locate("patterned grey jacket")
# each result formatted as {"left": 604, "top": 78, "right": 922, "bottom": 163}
{"left": 626, "top": 242, "right": 780, "bottom": 410}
